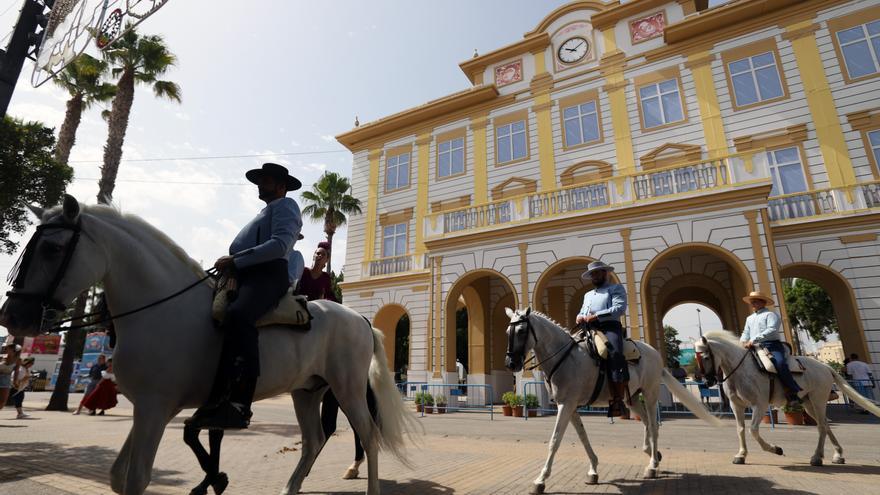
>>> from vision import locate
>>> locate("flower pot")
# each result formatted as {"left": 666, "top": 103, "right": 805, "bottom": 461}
{"left": 784, "top": 411, "right": 804, "bottom": 426}
{"left": 512, "top": 405, "right": 524, "bottom": 417}
{"left": 416, "top": 404, "right": 423, "bottom": 413}
{"left": 436, "top": 405, "right": 446, "bottom": 414}
{"left": 804, "top": 412, "right": 817, "bottom": 425}
{"left": 762, "top": 410, "right": 778, "bottom": 424}
{"left": 620, "top": 409, "right": 631, "bottom": 420}
{"left": 527, "top": 409, "right": 537, "bottom": 417}
{"left": 502, "top": 405, "right": 513, "bottom": 416}
{"left": 632, "top": 413, "right": 641, "bottom": 422}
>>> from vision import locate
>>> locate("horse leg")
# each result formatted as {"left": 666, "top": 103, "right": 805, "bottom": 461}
{"left": 749, "top": 401, "right": 783, "bottom": 456}
{"left": 730, "top": 399, "right": 749, "bottom": 464}
{"left": 333, "top": 387, "right": 379, "bottom": 495}
{"left": 110, "top": 431, "right": 133, "bottom": 493}
{"left": 532, "top": 401, "right": 576, "bottom": 494}
{"left": 644, "top": 393, "right": 662, "bottom": 477}
{"left": 283, "top": 389, "right": 327, "bottom": 495}
{"left": 344, "top": 384, "right": 373, "bottom": 479}
{"left": 630, "top": 394, "right": 659, "bottom": 478}
{"left": 183, "top": 426, "right": 228, "bottom": 495}
{"left": 119, "top": 404, "right": 173, "bottom": 494}
{"left": 569, "top": 413, "right": 599, "bottom": 484}
{"left": 803, "top": 395, "right": 842, "bottom": 466}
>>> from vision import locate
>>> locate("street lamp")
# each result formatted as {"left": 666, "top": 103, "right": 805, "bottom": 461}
{"left": 696, "top": 307, "right": 703, "bottom": 338}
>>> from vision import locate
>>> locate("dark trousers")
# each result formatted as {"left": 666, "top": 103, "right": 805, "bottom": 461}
{"left": 321, "top": 389, "right": 373, "bottom": 462}
{"left": 210, "top": 259, "right": 290, "bottom": 405}
{"left": 597, "top": 321, "right": 629, "bottom": 383}
{"left": 763, "top": 340, "right": 801, "bottom": 393}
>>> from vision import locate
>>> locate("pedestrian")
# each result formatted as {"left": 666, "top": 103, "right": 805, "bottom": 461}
{"left": 0, "top": 343, "right": 21, "bottom": 410}
{"left": 295, "top": 242, "right": 337, "bottom": 302}
{"left": 11, "top": 357, "right": 35, "bottom": 419}
{"left": 74, "top": 354, "right": 107, "bottom": 415}
{"left": 845, "top": 353, "right": 874, "bottom": 413}
{"left": 81, "top": 358, "right": 118, "bottom": 415}
{"left": 670, "top": 361, "right": 688, "bottom": 383}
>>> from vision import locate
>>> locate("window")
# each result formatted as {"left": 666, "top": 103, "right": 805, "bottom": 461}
{"left": 868, "top": 129, "right": 880, "bottom": 167}
{"left": 639, "top": 78, "right": 684, "bottom": 129}
{"left": 381, "top": 223, "right": 407, "bottom": 257}
{"left": 496, "top": 120, "right": 527, "bottom": 163}
{"left": 438, "top": 137, "right": 465, "bottom": 178}
{"left": 836, "top": 20, "right": 880, "bottom": 80}
{"left": 728, "top": 51, "right": 785, "bottom": 107}
{"left": 767, "top": 147, "right": 808, "bottom": 196}
{"left": 563, "top": 100, "right": 600, "bottom": 147}
{"left": 385, "top": 152, "right": 410, "bottom": 191}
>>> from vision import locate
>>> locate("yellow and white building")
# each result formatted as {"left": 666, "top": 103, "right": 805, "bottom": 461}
{"left": 336, "top": 0, "right": 880, "bottom": 394}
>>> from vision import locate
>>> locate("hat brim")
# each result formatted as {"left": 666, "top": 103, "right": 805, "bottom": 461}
{"left": 245, "top": 169, "right": 302, "bottom": 191}
{"left": 742, "top": 295, "right": 775, "bottom": 306}
{"left": 581, "top": 266, "right": 614, "bottom": 280}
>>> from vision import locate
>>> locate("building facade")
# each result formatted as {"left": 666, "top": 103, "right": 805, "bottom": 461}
{"left": 336, "top": 0, "right": 880, "bottom": 396}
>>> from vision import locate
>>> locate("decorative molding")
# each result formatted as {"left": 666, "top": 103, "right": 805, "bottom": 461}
{"left": 359, "top": 291, "right": 374, "bottom": 298}
{"left": 781, "top": 22, "right": 820, "bottom": 42}
{"left": 840, "top": 233, "right": 878, "bottom": 244}
{"left": 431, "top": 195, "right": 471, "bottom": 213}
{"left": 529, "top": 72, "right": 554, "bottom": 94}
{"left": 495, "top": 59, "right": 524, "bottom": 88}
{"left": 734, "top": 123, "right": 808, "bottom": 152}
{"left": 378, "top": 207, "right": 414, "bottom": 226}
{"left": 526, "top": 1, "right": 610, "bottom": 36}
{"left": 340, "top": 271, "right": 430, "bottom": 292}
{"left": 560, "top": 161, "right": 613, "bottom": 186}
{"left": 532, "top": 100, "right": 555, "bottom": 112}
{"left": 459, "top": 32, "right": 550, "bottom": 84}
{"left": 629, "top": 11, "right": 666, "bottom": 45}
{"left": 639, "top": 142, "right": 703, "bottom": 170}
{"left": 846, "top": 110, "right": 880, "bottom": 131}
{"left": 592, "top": 0, "right": 670, "bottom": 31}
{"left": 664, "top": 0, "right": 801, "bottom": 44}
{"left": 491, "top": 177, "right": 538, "bottom": 200}
{"left": 411, "top": 285, "right": 429, "bottom": 292}
{"left": 683, "top": 52, "right": 716, "bottom": 69}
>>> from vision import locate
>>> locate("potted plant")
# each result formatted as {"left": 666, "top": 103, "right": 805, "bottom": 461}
{"left": 501, "top": 391, "right": 516, "bottom": 416}
{"left": 511, "top": 394, "right": 525, "bottom": 417}
{"left": 414, "top": 392, "right": 425, "bottom": 413}
{"left": 782, "top": 402, "right": 805, "bottom": 425}
{"left": 762, "top": 408, "right": 778, "bottom": 425}
{"left": 524, "top": 394, "right": 539, "bottom": 417}
{"left": 434, "top": 394, "right": 447, "bottom": 414}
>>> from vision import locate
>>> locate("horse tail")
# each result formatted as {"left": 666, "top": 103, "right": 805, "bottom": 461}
{"left": 661, "top": 369, "right": 724, "bottom": 427}
{"left": 368, "top": 326, "right": 422, "bottom": 467}
{"left": 830, "top": 371, "right": 880, "bottom": 417}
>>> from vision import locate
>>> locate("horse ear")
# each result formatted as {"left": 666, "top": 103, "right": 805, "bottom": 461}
{"left": 701, "top": 336, "right": 708, "bottom": 345}
{"left": 23, "top": 202, "right": 44, "bottom": 219}
{"left": 525, "top": 306, "right": 531, "bottom": 316}
{"left": 62, "top": 194, "right": 80, "bottom": 223}
{"left": 505, "top": 307, "right": 515, "bottom": 319}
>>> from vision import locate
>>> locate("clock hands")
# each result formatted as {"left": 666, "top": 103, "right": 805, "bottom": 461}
{"left": 564, "top": 41, "right": 587, "bottom": 53}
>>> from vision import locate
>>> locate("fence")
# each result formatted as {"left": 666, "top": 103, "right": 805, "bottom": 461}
{"left": 397, "top": 381, "right": 427, "bottom": 401}
{"left": 415, "top": 383, "right": 495, "bottom": 419}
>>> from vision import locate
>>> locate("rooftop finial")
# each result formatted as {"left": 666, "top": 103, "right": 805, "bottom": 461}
{"left": 473, "top": 48, "right": 479, "bottom": 58}
{"left": 354, "top": 115, "right": 360, "bottom": 127}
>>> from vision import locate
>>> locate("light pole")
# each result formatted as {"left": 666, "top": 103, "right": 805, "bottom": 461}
{"left": 696, "top": 307, "right": 703, "bottom": 338}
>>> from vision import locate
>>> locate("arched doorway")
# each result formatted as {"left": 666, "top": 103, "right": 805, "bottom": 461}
{"left": 642, "top": 244, "right": 754, "bottom": 360}
{"left": 780, "top": 263, "right": 871, "bottom": 363}
{"left": 662, "top": 303, "right": 724, "bottom": 372}
{"left": 533, "top": 257, "right": 621, "bottom": 329}
{"left": 444, "top": 270, "right": 518, "bottom": 398}
{"left": 374, "top": 304, "right": 409, "bottom": 374}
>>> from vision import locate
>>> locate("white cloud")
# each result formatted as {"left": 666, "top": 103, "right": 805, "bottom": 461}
{"left": 319, "top": 134, "right": 334, "bottom": 142}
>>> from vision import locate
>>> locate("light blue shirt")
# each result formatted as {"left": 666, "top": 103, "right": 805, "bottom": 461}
{"left": 287, "top": 249, "right": 304, "bottom": 285}
{"left": 229, "top": 197, "right": 302, "bottom": 270}
{"left": 740, "top": 308, "right": 781, "bottom": 343}
{"left": 578, "top": 283, "right": 627, "bottom": 322}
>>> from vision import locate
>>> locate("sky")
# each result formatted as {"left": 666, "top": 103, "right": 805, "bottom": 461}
{"left": 0, "top": 0, "right": 739, "bottom": 339}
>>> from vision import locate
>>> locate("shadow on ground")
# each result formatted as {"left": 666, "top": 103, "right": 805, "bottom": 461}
{"left": 780, "top": 463, "right": 880, "bottom": 476}
{"left": 542, "top": 472, "right": 817, "bottom": 494}
{"left": 301, "top": 478, "right": 455, "bottom": 494}
{"left": 0, "top": 442, "right": 186, "bottom": 488}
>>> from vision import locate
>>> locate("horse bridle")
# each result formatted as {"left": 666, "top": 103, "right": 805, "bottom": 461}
{"left": 506, "top": 314, "right": 581, "bottom": 382}
{"left": 695, "top": 337, "right": 750, "bottom": 387}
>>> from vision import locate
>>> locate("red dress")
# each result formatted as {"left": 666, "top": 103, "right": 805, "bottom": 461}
{"left": 82, "top": 376, "right": 118, "bottom": 411}
{"left": 296, "top": 268, "right": 337, "bottom": 302}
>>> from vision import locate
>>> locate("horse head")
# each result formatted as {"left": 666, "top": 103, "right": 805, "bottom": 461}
{"left": 0, "top": 194, "right": 107, "bottom": 336}
{"left": 694, "top": 336, "right": 719, "bottom": 386}
{"left": 504, "top": 306, "right": 534, "bottom": 372}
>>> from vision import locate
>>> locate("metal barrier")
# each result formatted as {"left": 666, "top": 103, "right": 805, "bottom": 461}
{"left": 417, "top": 383, "right": 494, "bottom": 419}
{"left": 397, "top": 381, "right": 427, "bottom": 401}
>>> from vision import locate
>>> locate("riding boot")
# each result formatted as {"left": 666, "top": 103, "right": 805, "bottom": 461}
{"left": 186, "top": 358, "right": 254, "bottom": 430}
{"left": 607, "top": 381, "right": 629, "bottom": 417}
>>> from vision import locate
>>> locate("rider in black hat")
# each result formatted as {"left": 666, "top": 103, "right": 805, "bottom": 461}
{"left": 187, "top": 163, "right": 302, "bottom": 430}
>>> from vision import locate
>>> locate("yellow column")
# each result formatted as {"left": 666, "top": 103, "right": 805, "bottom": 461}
{"left": 760, "top": 210, "right": 795, "bottom": 348}
{"left": 415, "top": 131, "right": 432, "bottom": 257}
{"left": 363, "top": 149, "right": 382, "bottom": 262}
{"left": 621, "top": 228, "right": 640, "bottom": 340}
{"left": 784, "top": 21, "right": 857, "bottom": 192}
{"left": 432, "top": 255, "right": 443, "bottom": 378}
{"left": 744, "top": 210, "right": 772, "bottom": 296}
{"left": 687, "top": 51, "right": 728, "bottom": 158}
{"left": 518, "top": 243, "right": 532, "bottom": 378}
{"left": 601, "top": 53, "right": 636, "bottom": 176}
{"left": 531, "top": 47, "right": 556, "bottom": 192}
{"left": 471, "top": 114, "right": 489, "bottom": 204}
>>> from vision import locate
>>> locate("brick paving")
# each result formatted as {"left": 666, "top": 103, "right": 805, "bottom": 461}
{"left": 2, "top": 393, "right": 879, "bottom": 494}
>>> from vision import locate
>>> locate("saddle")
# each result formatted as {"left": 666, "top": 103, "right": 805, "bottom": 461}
{"left": 212, "top": 286, "right": 313, "bottom": 329}
{"left": 752, "top": 344, "right": 806, "bottom": 375}
{"left": 584, "top": 329, "right": 641, "bottom": 362}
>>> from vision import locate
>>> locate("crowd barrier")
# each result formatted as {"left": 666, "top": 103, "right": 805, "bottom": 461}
{"left": 415, "top": 383, "right": 495, "bottom": 419}
{"left": 396, "top": 381, "right": 427, "bottom": 401}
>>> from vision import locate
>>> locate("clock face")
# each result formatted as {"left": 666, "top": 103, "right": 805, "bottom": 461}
{"left": 557, "top": 36, "right": 590, "bottom": 64}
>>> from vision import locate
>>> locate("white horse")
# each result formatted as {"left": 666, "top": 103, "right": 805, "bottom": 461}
{"left": 0, "top": 196, "right": 418, "bottom": 495}
{"left": 504, "top": 308, "right": 722, "bottom": 494}
{"left": 696, "top": 331, "right": 880, "bottom": 466}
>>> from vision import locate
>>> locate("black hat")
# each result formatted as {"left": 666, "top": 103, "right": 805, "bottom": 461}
{"left": 245, "top": 163, "right": 302, "bottom": 191}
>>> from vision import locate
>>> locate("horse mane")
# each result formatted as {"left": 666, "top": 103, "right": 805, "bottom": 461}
{"left": 528, "top": 310, "right": 565, "bottom": 330}
{"left": 704, "top": 330, "right": 742, "bottom": 346}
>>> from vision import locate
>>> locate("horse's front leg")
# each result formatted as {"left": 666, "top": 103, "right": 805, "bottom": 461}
{"left": 531, "top": 401, "right": 576, "bottom": 495}
{"left": 118, "top": 403, "right": 174, "bottom": 494}
{"left": 730, "top": 399, "right": 748, "bottom": 464}
{"left": 111, "top": 431, "right": 133, "bottom": 493}
{"left": 749, "top": 401, "right": 784, "bottom": 457}
{"left": 569, "top": 413, "right": 599, "bottom": 484}
{"left": 183, "top": 426, "right": 228, "bottom": 494}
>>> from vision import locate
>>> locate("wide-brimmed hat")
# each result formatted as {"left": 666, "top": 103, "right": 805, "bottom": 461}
{"left": 21, "top": 357, "right": 35, "bottom": 366}
{"left": 245, "top": 163, "right": 302, "bottom": 191}
{"left": 581, "top": 260, "right": 615, "bottom": 280}
{"left": 742, "top": 291, "right": 775, "bottom": 306}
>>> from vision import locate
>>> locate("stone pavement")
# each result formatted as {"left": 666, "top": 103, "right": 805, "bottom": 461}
{"left": 1, "top": 393, "right": 879, "bottom": 494}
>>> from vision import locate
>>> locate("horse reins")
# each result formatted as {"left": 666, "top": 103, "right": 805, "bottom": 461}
{"left": 699, "top": 340, "right": 750, "bottom": 384}
{"left": 510, "top": 317, "right": 584, "bottom": 383}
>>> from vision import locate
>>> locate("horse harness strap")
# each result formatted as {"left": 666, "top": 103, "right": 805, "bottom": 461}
{"left": 716, "top": 344, "right": 751, "bottom": 384}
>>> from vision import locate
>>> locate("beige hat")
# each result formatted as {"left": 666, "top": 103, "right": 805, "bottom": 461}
{"left": 742, "top": 291, "right": 775, "bottom": 306}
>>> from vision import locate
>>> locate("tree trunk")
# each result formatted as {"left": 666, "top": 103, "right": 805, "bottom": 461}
{"left": 98, "top": 69, "right": 135, "bottom": 204}
{"left": 55, "top": 93, "right": 84, "bottom": 166}
{"left": 45, "top": 291, "right": 88, "bottom": 411}
{"left": 324, "top": 210, "right": 336, "bottom": 274}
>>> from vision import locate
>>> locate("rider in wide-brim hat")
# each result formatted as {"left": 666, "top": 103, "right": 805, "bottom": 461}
{"left": 580, "top": 260, "right": 615, "bottom": 280}
{"left": 245, "top": 162, "right": 302, "bottom": 191}
{"left": 742, "top": 291, "right": 775, "bottom": 306}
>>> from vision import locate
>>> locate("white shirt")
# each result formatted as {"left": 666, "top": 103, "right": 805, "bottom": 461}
{"left": 846, "top": 360, "right": 872, "bottom": 382}
{"left": 740, "top": 308, "right": 781, "bottom": 343}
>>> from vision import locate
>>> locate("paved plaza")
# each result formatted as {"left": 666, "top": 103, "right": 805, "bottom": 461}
{"left": 1, "top": 392, "right": 878, "bottom": 494}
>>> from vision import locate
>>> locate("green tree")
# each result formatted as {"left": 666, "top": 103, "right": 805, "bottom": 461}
{"left": 53, "top": 55, "right": 116, "bottom": 166}
{"left": 0, "top": 117, "right": 73, "bottom": 254}
{"left": 99, "top": 28, "right": 181, "bottom": 203}
{"left": 393, "top": 314, "right": 410, "bottom": 374}
{"left": 783, "top": 278, "right": 838, "bottom": 341}
{"left": 301, "top": 172, "right": 362, "bottom": 273}
{"left": 664, "top": 325, "right": 682, "bottom": 368}
{"left": 330, "top": 270, "right": 344, "bottom": 303}
{"left": 456, "top": 308, "right": 468, "bottom": 366}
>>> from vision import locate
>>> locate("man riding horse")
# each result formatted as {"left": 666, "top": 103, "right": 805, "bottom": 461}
{"left": 187, "top": 162, "right": 303, "bottom": 430}
{"left": 740, "top": 290, "right": 804, "bottom": 408}
{"left": 576, "top": 260, "right": 629, "bottom": 417}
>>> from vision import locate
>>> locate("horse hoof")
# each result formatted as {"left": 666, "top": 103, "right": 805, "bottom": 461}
{"left": 586, "top": 474, "right": 599, "bottom": 485}
{"left": 732, "top": 457, "right": 746, "bottom": 465}
{"left": 832, "top": 457, "right": 845, "bottom": 465}
{"left": 644, "top": 468, "right": 657, "bottom": 479}
{"left": 212, "top": 472, "right": 229, "bottom": 495}
{"left": 810, "top": 458, "right": 823, "bottom": 467}
{"left": 342, "top": 467, "right": 359, "bottom": 480}
{"left": 189, "top": 487, "right": 208, "bottom": 495}
{"left": 774, "top": 446, "right": 784, "bottom": 456}
{"left": 655, "top": 451, "right": 663, "bottom": 463}
{"left": 530, "top": 483, "right": 545, "bottom": 494}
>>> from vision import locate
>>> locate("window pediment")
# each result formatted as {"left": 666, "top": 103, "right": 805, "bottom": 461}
{"left": 560, "top": 161, "right": 613, "bottom": 186}
{"left": 640, "top": 142, "right": 703, "bottom": 170}
{"left": 491, "top": 177, "right": 538, "bottom": 201}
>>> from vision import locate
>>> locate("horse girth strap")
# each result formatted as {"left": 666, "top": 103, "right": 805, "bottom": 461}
{"left": 543, "top": 339, "right": 578, "bottom": 383}
{"left": 586, "top": 363, "right": 606, "bottom": 407}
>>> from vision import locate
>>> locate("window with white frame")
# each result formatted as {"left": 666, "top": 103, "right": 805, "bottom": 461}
{"left": 728, "top": 51, "right": 785, "bottom": 107}
{"left": 438, "top": 137, "right": 465, "bottom": 178}
{"left": 381, "top": 223, "right": 407, "bottom": 258}
{"left": 836, "top": 20, "right": 880, "bottom": 79}
{"left": 869, "top": 129, "right": 880, "bottom": 167}
{"left": 767, "top": 147, "right": 809, "bottom": 196}
{"left": 385, "top": 152, "right": 410, "bottom": 191}
{"left": 639, "top": 78, "right": 684, "bottom": 129}
{"left": 496, "top": 120, "right": 527, "bottom": 163}
{"left": 563, "top": 100, "right": 600, "bottom": 147}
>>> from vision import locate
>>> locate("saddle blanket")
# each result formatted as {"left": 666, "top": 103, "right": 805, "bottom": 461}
{"left": 756, "top": 347, "right": 806, "bottom": 374}
{"left": 587, "top": 330, "right": 641, "bottom": 362}
{"left": 212, "top": 286, "right": 312, "bottom": 328}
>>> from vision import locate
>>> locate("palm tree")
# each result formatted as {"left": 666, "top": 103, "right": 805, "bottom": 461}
{"left": 53, "top": 55, "right": 116, "bottom": 166}
{"left": 98, "top": 27, "right": 180, "bottom": 204}
{"left": 301, "top": 172, "right": 362, "bottom": 273}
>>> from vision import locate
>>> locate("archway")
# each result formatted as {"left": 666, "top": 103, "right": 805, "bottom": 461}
{"left": 444, "top": 269, "right": 518, "bottom": 398}
{"left": 642, "top": 244, "right": 754, "bottom": 360}
{"left": 533, "top": 257, "right": 622, "bottom": 329}
{"left": 663, "top": 303, "right": 724, "bottom": 373}
{"left": 780, "top": 263, "right": 871, "bottom": 364}
{"left": 374, "top": 304, "right": 409, "bottom": 372}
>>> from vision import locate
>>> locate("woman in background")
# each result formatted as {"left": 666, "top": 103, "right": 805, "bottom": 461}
{"left": 81, "top": 358, "right": 118, "bottom": 415}
{"left": 0, "top": 343, "right": 21, "bottom": 411}
{"left": 11, "top": 356, "right": 35, "bottom": 419}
